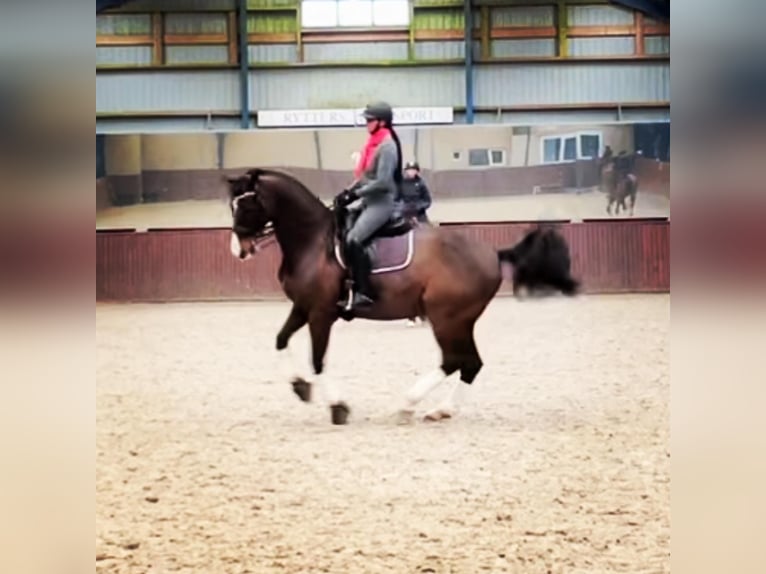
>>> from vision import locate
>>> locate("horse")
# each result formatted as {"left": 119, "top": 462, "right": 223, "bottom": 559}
{"left": 225, "top": 168, "right": 580, "bottom": 425}
{"left": 600, "top": 152, "right": 639, "bottom": 216}
{"left": 402, "top": 212, "right": 431, "bottom": 327}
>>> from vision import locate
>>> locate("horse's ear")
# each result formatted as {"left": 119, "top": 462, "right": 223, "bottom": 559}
{"left": 245, "top": 168, "right": 263, "bottom": 187}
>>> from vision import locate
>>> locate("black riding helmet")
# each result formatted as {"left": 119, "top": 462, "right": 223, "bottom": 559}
{"left": 362, "top": 101, "right": 394, "bottom": 124}
{"left": 404, "top": 160, "right": 420, "bottom": 171}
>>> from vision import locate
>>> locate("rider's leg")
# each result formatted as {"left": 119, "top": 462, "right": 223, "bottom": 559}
{"left": 344, "top": 202, "right": 393, "bottom": 308}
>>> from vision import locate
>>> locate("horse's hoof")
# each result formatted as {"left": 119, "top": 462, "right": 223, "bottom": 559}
{"left": 396, "top": 409, "right": 415, "bottom": 426}
{"left": 423, "top": 408, "right": 453, "bottom": 422}
{"left": 330, "top": 402, "right": 350, "bottom": 425}
{"left": 291, "top": 378, "right": 312, "bottom": 402}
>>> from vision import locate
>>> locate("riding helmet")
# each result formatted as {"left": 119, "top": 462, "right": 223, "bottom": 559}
{"left": 362, "top": 101, "right": 394, "bottom": 123}
{"left": 404, "top": 160, "right": 420, "bottom": 171}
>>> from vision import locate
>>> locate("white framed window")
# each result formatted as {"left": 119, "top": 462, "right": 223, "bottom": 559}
{"left": 541, "top": 131, "right": 603, "bottom": 164}
{"left": 468, "top": 148, "right": 507, "bottom": 167}
{"left": 301, "top": 0, "right": 410, "bottom": 29}
{"left": 302, "top": 1, "right": 339, "bottom": 28}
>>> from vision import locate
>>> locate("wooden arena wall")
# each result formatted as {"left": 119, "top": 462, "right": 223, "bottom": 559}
{"left": 96, "top": 218, "right": 669, "bottom": 302}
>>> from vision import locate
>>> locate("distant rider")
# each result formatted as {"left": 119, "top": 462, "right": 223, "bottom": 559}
{"left": 400, "top": 160, "right": 432, "bottom": 225}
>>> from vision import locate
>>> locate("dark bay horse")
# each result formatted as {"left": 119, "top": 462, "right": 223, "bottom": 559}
{"left": 600, "top": 151, "right": 639, "bottom": 216}
{"left": 226, "top": 168, "right": 580, "bottom": 425}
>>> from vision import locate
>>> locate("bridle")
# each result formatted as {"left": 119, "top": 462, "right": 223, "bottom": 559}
{"left": 231, "top": 190, "right": 277, "bottom": 251}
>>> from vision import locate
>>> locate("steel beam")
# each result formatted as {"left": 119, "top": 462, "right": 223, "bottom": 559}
{"left": 464, "top": 0, "right": 474, "bottom": 124}
{"left": 238, "top": 0, "right": 250, "bottom": 129}
{"left": 609, "top": 0, "right": 669, "bottom": 21}
{"left": 97, "top": 0, "right": 135, "bottom": 13}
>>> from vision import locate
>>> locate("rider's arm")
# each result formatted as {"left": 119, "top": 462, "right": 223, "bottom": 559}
{"left": 354, "top": 143, "right": 398, "bottom": 198}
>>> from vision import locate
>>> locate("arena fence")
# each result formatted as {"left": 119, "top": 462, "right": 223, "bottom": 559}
{"left": 96, "top": 219, "right": 669, "bottom": 302}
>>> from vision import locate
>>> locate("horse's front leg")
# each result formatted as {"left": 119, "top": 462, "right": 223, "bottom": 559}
{"left": 308, "top": 312, "right": 349, "bottom": 425}
{"left": 274, "top": 304, "right": 312, "bottom": 402}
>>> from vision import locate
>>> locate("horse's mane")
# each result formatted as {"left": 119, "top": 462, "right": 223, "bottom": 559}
{"left": 245, "top": 168, "right": 328, "bottom": 208}
{"left": 245, "top": 168, "right": 339, "bottom": 258}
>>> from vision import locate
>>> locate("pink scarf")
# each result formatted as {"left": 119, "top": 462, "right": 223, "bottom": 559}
{"left": 353, "top": 127, "right": 391, "bottom": 180}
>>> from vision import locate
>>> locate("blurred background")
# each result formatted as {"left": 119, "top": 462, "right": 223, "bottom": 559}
{"left": 94, "top": 0, "right": 672, "bottom": 302}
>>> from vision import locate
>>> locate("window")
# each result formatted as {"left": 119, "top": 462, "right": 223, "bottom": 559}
{"left": 580, "top": 133, "right": 601, "bottom": 159}
{"left": 563, "top": 136, "right": 577, "bottom": 161}
{"left": 468, "top": 148, "right": 507, "bottom": 167}
{"left": 541, "top": 132, "right": 603, "bottom": 164}
{"left": 543, "top": 138, "right": 561, "bottom": 164}
{"left": 468, "top": 149, "right": 489, "bottom": 167}
{"left": 301, "top": 0, "right": 410, "bottom": 29}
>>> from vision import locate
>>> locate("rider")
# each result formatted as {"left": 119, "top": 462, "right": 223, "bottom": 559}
{"left": 400, "top": 160, "right": 432, "bottom": 224}
{"left": 334, "top": 101, "right": 403, "bottom": 311}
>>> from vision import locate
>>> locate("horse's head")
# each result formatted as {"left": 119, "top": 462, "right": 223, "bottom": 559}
{"left": 224, "top": 169, "right": 274, "bottom": 260}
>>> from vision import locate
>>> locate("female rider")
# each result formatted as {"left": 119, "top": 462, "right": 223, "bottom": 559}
{"left": 335, "top": 101, "right": 403, "bottom": 311}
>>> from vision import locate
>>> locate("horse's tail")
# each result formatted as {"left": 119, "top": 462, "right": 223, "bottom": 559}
{"left": 551, "top": 274, "right": 580, "bottom": 296}
{"left": 497, "top": 226, "right": 580, "bottom": 296}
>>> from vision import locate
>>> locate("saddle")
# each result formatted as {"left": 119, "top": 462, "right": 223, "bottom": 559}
{"left": 334, "top": 205, "right": 413, "bottom": 245}
{"left": 333, "top": 206, "right": 415, "bottom": 276}
{"left": 369, "top": 215, "right": 412, "bottom": 238}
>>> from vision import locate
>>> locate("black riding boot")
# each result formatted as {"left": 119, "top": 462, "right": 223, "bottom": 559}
{"left": 347, "top": 241, "right": 374, "bottom": 310}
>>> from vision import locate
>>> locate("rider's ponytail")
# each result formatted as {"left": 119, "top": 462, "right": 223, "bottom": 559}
{"left": 385, "top": 120, "right": 403, "bottom": 186}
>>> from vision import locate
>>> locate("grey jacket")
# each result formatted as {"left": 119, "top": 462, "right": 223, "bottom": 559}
{"left": 354, "top": 137, "right": 400, "bottom": 206}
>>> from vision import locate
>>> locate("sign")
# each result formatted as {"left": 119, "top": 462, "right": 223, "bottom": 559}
{"left": 390, "top": 107, "right": 454, "bottom": 125}
{"left": 257, "top": 106, "right": 454, "bottom": 128}
{"left": 257, "top": 108, "right": 356, "bottom": 128}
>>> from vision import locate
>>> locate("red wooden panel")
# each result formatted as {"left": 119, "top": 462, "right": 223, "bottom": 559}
{"left": 96, "top": 220, "right": 670, "bottom": 302}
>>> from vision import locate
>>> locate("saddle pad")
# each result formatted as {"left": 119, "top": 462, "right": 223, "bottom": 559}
{"left": 335, "top": 229, "right": 414, "bottom": 275}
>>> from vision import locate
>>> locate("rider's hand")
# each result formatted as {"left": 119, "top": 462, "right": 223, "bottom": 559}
{"left": 337, "top": 188, "right": 358, "bottom": 206}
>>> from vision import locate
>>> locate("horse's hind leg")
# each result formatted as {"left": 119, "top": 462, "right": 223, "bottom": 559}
{"left": 398, "top": 316, "right": 482, "bottom": 423}
{"left": 398, "top": 364, "right": 456, "bottom": 424}
{"left": 424, "top": 326, "right": 482, "bottom": 422}
{"left": 397, "top": 321, "right": 462, "bottom": 423}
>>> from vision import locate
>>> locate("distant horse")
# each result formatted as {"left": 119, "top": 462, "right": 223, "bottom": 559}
{"left": 226, "top": 168, "right": 580, "bottom": 425}
{"left": 600, "top": 151, "right": 639, "bottom": 216}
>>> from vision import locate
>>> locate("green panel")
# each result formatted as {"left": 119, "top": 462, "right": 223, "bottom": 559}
{"left": 247, "top": 13, "right": 297, "bottom": 33}
{"left": 247, "top": 0, "right": 298, "bottom": 8}
{"left": 474, "top": 0, "right": 607, "bottom": 5}
{"left": 111, "top": 0, "right": 235, "bottom": 12}
{"left": 97, "top": 14, "right": 152, "bottom": 35}
{"left": 412, "top": 7, "right": 463, "bottom": 30}
{"left": 413, "top": 0, "right": 463, "bottom": 7}
{"left": 164, "top": 13, "right": 228, "bottom": 34}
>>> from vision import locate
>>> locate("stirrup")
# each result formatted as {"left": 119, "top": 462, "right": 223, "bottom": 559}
{"left": 342, "top": 289, "right": 374, "bottom": 311}
{"left": 338, "top": 279, "right": 354, "bottom": 309}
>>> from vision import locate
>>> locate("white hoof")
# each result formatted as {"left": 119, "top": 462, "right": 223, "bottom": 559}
{"left": 396, "top": 408, "right": 416, "bottom": 426}
{"left": 423, "top": 408, "right": 455, "bottom": 422}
